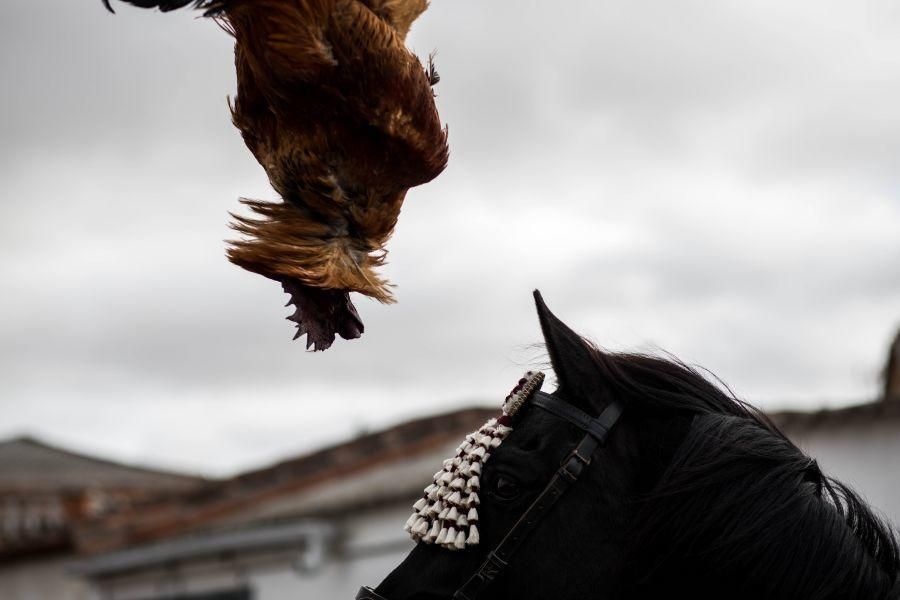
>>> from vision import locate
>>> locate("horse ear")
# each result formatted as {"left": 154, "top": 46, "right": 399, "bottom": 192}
{"left": 533, "top": 290, "right": 612, "bottom": 415}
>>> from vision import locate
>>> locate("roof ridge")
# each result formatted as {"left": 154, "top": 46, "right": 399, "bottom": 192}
{"left": 0, "top": 434, "right": 206, "bottom": 484}
{"left": 74, "top": 405, "right": 498, "bottom": 554}
{"left": 230, "top": 405, "right": 497, "bottom": 481}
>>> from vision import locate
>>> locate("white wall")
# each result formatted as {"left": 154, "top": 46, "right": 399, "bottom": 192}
{"left": 0, "top": 555, "right": 90, "bottom": 600}
{"left": 254, "top": 505, "right": 416, "bottom": 600}
{"left": 789, "top": 421, "right": 900, "bottom": 526}
{"left": 84, "top": 505, "right": 416, "bottom": 600}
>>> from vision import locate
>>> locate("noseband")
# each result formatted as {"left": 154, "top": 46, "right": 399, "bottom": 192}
{"left": 357, "top": 390, "right": 625, "bottom": 600}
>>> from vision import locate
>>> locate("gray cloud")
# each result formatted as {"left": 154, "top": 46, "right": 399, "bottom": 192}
{"left": 2, "top": 0, "right": 899, "bottom": 475}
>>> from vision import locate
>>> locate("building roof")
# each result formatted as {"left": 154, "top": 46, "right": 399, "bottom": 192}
{"left": 884, "top": 330, "right": 900, "bottom": 399}
{"left": 74, "top": 407, "right": 497, "bottom": 555}
{"left": 0, "top": 436, "right": 203, "bottom": 494}
{"left": 74, "top": 388, "right": 900, "bottom": 559}
{"left": 770, "top": 397, "right": 900, "bottom": 432}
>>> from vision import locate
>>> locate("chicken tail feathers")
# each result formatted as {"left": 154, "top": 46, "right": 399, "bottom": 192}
{"left": 102, "top": 0, "right": 228, "bottom": 17}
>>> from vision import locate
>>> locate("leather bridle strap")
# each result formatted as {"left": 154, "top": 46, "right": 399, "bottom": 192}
{"left": 532, "top": 393, "right": 623, "bottom": 443}
{"left": 452, "top": 392, "right": 625, "bottom": 600}
{"left": 356, "top": 587, "right": 387, "bottom": 600}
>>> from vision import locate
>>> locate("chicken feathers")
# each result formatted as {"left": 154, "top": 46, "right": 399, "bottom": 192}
{"left": 103, "top": 0, "right": 449, "bottom": 350}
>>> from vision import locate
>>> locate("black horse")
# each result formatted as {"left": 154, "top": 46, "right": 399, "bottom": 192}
{"left": 359, "top": 291, "right": 899, "bottom": 599}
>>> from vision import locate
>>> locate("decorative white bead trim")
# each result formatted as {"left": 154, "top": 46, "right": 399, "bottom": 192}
{"left": 405, "top": 371, "right": 545, "bottom": 550}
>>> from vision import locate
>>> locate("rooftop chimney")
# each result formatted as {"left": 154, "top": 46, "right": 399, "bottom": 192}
{"left": 884, "top": 330, "right": 900, "bottom": 401}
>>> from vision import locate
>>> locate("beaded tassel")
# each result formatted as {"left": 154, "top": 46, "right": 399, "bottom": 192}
{"left": 405, "top": 371, "right": 545, "bottom": 550}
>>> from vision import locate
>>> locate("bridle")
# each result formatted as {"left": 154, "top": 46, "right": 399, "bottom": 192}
{"left": 357, "top": 390, "right": 625, "bottom": 600}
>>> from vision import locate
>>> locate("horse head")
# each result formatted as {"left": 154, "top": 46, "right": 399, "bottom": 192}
{"left": 358, "top": 291, "right": 900, "bottom": 599}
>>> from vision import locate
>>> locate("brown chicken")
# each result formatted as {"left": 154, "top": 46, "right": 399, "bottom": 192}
{"left": 103, "top": 0, "right": 449, "bottom": 350}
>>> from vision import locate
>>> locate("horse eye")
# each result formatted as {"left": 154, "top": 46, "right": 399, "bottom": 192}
{"left": 493, "top": 476, "right": 521, "bottom": 500}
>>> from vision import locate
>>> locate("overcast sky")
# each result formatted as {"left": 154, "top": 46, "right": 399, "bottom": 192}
{"left": 2, "top": 0, "right": 899, "bottom": 477}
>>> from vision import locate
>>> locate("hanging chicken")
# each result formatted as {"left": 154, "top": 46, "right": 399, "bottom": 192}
{"left": 103, "top": 0, "right": 449, "bottom": 350}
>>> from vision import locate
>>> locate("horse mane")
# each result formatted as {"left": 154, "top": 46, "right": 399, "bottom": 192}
{"left": 583, "top": 346, "right": 900, "bottom": 598}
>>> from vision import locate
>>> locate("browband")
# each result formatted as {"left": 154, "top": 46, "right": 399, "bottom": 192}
{"left": 531, "top": 391, "right": 623, "bottom": 443}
